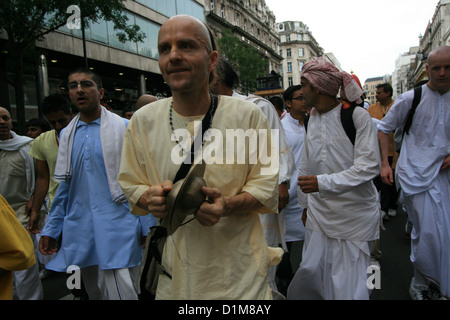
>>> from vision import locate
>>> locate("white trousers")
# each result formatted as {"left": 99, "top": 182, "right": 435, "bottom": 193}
{"left": 81, "top": 265, "right": 141, "bottom": 300}
{"left": 287, "top": 229, "right": 371, "bottom": 300}
{"left": 403, "top": 172, "right": 449, "bottom": 298}
{"left": 13, "top": 225, "right": 44, "bottom": 300}
{"left": 12, "top": 231, "right": 44, "bottom": 300}
{"left": 13, "top": 262, "right": 44, "bottom": 300}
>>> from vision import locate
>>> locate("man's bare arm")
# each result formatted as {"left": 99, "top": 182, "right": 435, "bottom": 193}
{"left": 378, "top": 131, "right": 394, "bottom": 185}
{"left": 27, "top": 159, "right": 50, "bottom": 233}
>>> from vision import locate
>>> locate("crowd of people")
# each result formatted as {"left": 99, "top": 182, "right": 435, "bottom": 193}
{"left": 0, "top": 14, "right": 448, "bottom": 301}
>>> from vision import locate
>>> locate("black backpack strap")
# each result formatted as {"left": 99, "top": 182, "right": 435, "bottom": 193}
{"left": 305, "top": 106, "right": 357, "bottom": 145}
{"left": 340, "top": 104, "right": 358, "bottom": 145}
{"left": 403, "top": 86, "right": 422, "bottom": 137}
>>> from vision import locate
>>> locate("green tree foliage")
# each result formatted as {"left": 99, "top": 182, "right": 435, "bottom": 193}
{"left": 0, "top": 0, "right": 145, "bottom": 134}
{"left": 217, "top": 28, "right": 268, "bottom": 95}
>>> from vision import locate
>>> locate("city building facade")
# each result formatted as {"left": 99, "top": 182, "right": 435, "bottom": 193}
{"left": 392, "top": 46, "right": 419, "bottom": 99}
{"left": 277, "top": 20, "right": 324, "bottom": 88}
{"left": 1, "top": 0, "right": 205, "bottom": 124}
{"left": 204, "top": 0, "right": 282, "bottom": 75}
{"left": 364, "top": 76, "right": 385, "bottom": 105}
{"left": 408, "top": 0, "right": 450, "bottom": 86}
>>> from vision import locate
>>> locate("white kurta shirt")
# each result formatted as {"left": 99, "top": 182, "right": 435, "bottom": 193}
{"left": 281, "top": 113, "right": 306, "bottom": 242}
{"left": 377, "top": 84, "right": 450, "bottom": 196}
{"left": 298, "top": 105, "right": 381, "bottom": 242}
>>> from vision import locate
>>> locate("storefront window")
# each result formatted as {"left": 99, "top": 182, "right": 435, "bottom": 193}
{"left": 136, "top": 0, "right": 203, "bottom": 20}
{"left": 107, "top": 12, "right": 137, "bottom": 53}
{"left": 89, "top": 20, "right": 108, "bottom": 44}
{"left": 136, "top": 0, "right": 176, "bottom": 17}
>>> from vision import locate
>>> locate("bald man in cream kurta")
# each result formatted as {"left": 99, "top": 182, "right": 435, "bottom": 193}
{"left": 119, "top": 95, "right": 280, "bottom": 300}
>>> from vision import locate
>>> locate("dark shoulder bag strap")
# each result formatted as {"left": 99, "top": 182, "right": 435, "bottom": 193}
{"left": 173, "top": 94, "right": 218, "bottom": 183}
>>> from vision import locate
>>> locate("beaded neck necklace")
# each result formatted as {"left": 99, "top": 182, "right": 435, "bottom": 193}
{"left": 169, "top": 93, "right": 217, "bottom": 157}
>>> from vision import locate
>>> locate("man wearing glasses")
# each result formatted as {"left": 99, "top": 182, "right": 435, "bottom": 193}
{"left": 39, "top": 68, "right": 151, "bottom": 300}
{"left": 275, "top": 85, "right": 308, "bottom": 296}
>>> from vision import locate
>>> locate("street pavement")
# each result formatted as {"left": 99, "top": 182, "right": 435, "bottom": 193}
{"left": 40, "top": 208, "right": 414, "bottom": 300}
{"left": 369, "top": 207, "right": 414, "bottom": 300}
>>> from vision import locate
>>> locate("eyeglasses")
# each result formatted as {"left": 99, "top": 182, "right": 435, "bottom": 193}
{"left": 67, "top": 80, "right": 97, "bottom": 90}
{"left": 291, "top": 96, "right": 304, "bottom": 101}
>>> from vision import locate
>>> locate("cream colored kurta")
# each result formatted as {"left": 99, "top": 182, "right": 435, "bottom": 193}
{"left": 0, "top": 195, "right": 36, "bottom": 300}
{"left": 0, "top": 140, "right": 34, "bottom": 225}
{"left": 119, "top": 95, "right": 280, "bottom": 300}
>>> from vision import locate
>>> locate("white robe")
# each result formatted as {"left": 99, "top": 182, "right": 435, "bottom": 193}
{"left": 281, "top": 113, "right": 306, "bottom": 243}
{"left": 298, "top": 105, "right": 380, "bottom": 242}
{"left": 289, "top": 104, "right": 380, "bottom": 300}
{"left": 378, "top": 84, "right": 450, "bottom": 297}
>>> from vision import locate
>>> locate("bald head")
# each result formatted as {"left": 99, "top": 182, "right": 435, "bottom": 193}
{"left": 427, "top": 46, "right": 450, "bottom": 64}
{"left": 426, "top": 46, "right": 450, "bottom": 94}
{"left": 136, "top": 94, "right": 158, "bottom": 110}
{"left": 162, "top": 15, "right": 215, "bottom": 53}
{"left": 157, "top": 14, "right": 219, "bottom": 93}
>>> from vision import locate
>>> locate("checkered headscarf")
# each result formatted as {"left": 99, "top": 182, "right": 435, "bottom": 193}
{"left": 302, "top": 57, "right": 363, "bottom": 103}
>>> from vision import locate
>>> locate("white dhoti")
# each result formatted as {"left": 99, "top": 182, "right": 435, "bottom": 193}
{"left": 81, "top": 265, "right": 141, "bottom": 300}
{"left": 287, "top": 229, "right": 371, "bottom": 300}
{"left": 403, "top": 172, "right": 450, "bottom": 298}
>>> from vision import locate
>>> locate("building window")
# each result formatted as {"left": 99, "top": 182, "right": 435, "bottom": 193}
{"left": 288, "top": 77, "right": 293, "bottom": 86}
{"left": 286, "top": 48, "right": 291, "bottom": 57}
{"left": 221, "top": 4, "right": 225, "bottom": 18}
{"left": 298, "top": 34, "right": 303, "bottom": 41}
{"left": 136, "top": 0, "right": 203, "bottom": 21}
{"left": 279, "top": 49, "right": 282, "bottom": 56}
{"left": 89, "top": 20, "right": 108, "bottom": 44}
{"left": 136, "top": 16, "right": 160, "bottom": 59}
{"left": 299, "top": 62, "right": 304, "bottom": 71}
{"left": 236, "top": 12, "right": 240, "bottom": 26}
{"left": 287, "top": 62, "right": 292, "bottom": 73}
{"left": 107, "top": 12, "right": 137, "bottom": 53}
{"left": 59, "top": 10, "right": 163, "bottom": 59}
{"left": 136, "top": 0, "right": 176, "bottom": 17}
{"left": 210, "top": 0, "right": 214, "bottom": 10}
{"left": 286, "top": 34, "right": 291, "bottom": 42}
{"left": 299, "top": 48, "right": 304, "bottom": 56}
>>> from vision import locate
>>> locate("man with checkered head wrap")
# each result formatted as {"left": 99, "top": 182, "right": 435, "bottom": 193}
{"left": 287, "top": 57, "right": 381, "bottom": 300}
{"left": 301, "top": 57, "right": 364, "bottom": 106}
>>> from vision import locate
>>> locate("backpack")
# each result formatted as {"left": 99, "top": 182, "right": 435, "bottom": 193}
{"left": 304, "top": 85, "right": 423, "bottom": 146}
{"left": 394, "top": 85, "right": 423, "bottom": 153}
{"left": 304, "top": 104, "right": 361, "bottom": 145}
